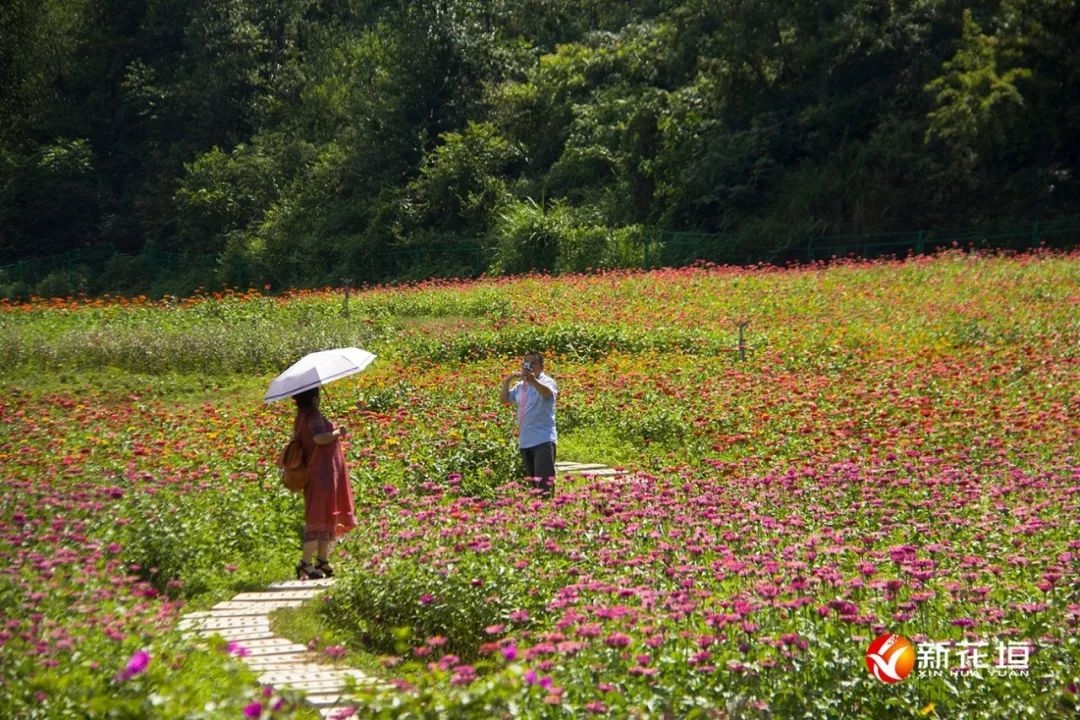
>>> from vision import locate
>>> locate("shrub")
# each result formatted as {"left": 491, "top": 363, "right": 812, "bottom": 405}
{"left": 99, "top": 476, "right": 300, "bottom": 598}
{"left": 490, "top": 198, "right": 568, "bottom": 274}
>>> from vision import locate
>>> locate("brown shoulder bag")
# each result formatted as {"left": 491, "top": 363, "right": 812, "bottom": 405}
{"left": 277, "top": 434, "right": 308, "bottom": 492}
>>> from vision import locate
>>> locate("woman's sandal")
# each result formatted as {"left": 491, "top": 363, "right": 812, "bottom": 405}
{"left": 296, "top": 559, "right": 325, "bottom": 580}
{"left": 315, "top": 558, "right": 334, "bottom": 578}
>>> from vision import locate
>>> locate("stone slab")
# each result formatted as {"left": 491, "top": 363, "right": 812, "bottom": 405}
{"left": 305, "top": 694, "right": 351, "bottom": 708}
{"left": 188, "top": 629, "right": 277, "bottom": 642}
{"left": 232, "top": 590, "right": 325, "bottom": 602}
{"left": 242, "top": 642, "right": 309, "bottom": 657}
{"left": 320, "top": 708, "right": 358, "bottom": 719}
{"left": 178, "top": 616, "right": 270, "bottom": 631}
{"left": 270, "top": 679, "right": 350, "bottom": 693}
{"left": 260, "top": 671, "right": 351, "bottom": 684}
{"left": 260, "top": 669, "right": 376, "bottom": 684}
{"left": 229, "top": 637, "right": 307, "bottom": 650}
{"left": 240, "top": 641, "right": 309, "bottom": 654}
{"left": 212, "top": 600, "right": 305, "bottom": 612}
{"left": 556, "top": 463, "right": 608, "bottom": 471}
{"left": 267, "top": 578, "right": 337, "bottom": 590}
{"left": 241, "top": 655, "right": 314, "bottom": 669}
{"left": 203, "top": 607, "right": 291, "bottom": 618}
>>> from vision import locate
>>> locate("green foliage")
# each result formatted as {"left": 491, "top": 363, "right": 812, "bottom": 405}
{"left": 400, "top": 122, "right": 519, "bottom": 237}
{"left": 491, "top": 198, "right": 568, "bottom": 274}
{"left": 174, "top": 144, "right": 281, "bottom": 257}
{"left": 0, "top": 630, "right": 312, "bottom": 719}
{"left": 3, "top": 0, "right": 1078, "bottom": 289}
{"left": 100, "top": 476, "right": 300, "bottom": 598}
{"left": 0, "top": 293, "right": 382, "bottom": 373}
{"left": 925, "top": 10, "right": 1033, "bottom": 164}
{"left": 325, "top": 551, "right": 537, "bottom": 659}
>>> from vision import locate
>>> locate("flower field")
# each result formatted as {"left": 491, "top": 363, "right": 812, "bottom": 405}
{"left": 1, "top": 252, "right": 1078, "bottom": 718}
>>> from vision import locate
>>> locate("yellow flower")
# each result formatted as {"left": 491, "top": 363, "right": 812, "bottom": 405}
{"left": 920, "top": 703, "right": 936, "bottom": 715}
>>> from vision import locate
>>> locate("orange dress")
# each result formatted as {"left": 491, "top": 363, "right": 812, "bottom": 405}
{"left": 295, "top": 409, "right": 357, "bottom": 542}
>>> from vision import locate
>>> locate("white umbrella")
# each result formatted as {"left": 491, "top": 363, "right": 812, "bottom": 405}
{"left": 264, "top": 347, "right": 376, "bottom": 403}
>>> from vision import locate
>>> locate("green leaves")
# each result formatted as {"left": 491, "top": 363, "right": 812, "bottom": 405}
{"left": 925, "top": 10, "right": 1033, "bottom": 158}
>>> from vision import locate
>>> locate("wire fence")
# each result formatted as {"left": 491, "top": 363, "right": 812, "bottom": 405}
{"left": 643, "top": 216, "right": 1080, "bottom": 268}
{"left": 3, "top": 216, "right": 1078, "bottom": 295}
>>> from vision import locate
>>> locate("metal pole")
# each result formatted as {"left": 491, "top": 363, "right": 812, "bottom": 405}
{"left": 342, "top": 278, "right": 352, "bottom": 317}
{"left": 738, "top": 321, "right": 748, "bottom": 361}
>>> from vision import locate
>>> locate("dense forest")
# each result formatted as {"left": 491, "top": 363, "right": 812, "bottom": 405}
{"left": 1, "top": 0, "right": 1078, "bottom": 295}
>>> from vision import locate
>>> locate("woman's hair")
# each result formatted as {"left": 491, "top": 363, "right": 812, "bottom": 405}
{"left": 293, "top": 387, "right": 319, "bottom": 410}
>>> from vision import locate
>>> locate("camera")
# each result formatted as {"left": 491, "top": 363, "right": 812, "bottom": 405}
{"left": 523, "top": 361, "right": 532, "bottom": 372}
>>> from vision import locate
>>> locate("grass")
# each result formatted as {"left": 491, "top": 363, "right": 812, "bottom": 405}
{"left": 269, "top": 600, "right": 405, "bottom": 683}
{"left": 557, "top": 426, "right": 645, "bottom": 470}
{"left": 2, "top": 364, "right": 268, "bottom": 402}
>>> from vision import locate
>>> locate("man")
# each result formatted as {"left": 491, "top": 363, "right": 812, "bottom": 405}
{"left": 500, "top": 351, "right": 558, "bottom": 496}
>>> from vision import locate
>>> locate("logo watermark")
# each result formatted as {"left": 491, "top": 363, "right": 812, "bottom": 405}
{"left": 866, "top": 633, "right": 916, "bottom": 683}
{"left": 866, "top": 634, "right": 1031, "bottom": 683}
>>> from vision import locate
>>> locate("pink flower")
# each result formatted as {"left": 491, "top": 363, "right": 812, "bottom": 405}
{"left": 605, "top": 632, "right": 631, "bottom": 648}
{"left": 243, "top": 702, "right": 262, "bottom": 718}
{"left": 502, "top": 644, "right": 518, "bottom": 661}
{"left": 116, "top": 649, "right": 150, "bottom": 681}
{"left": 451, "top": 664, "right": 476, "bottom": 685}
{"left": 577, "top": 623, "right": 602, "bottom": 638}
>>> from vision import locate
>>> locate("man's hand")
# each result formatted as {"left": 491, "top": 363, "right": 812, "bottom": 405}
{"left": 500, "top": 371, "right": 521, "bottom": 404}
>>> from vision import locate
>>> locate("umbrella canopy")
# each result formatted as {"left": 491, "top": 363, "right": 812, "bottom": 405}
{"left": 264, "top": 347, "right": 376, "bottom": 403}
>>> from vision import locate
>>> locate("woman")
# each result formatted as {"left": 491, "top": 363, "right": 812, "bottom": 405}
{"left": 291, "top": 387, "right": 358, "bottom": 579}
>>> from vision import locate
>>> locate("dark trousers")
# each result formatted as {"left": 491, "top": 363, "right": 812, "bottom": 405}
{"left": 520, "top": 442, "right": 556, "bottom": 496}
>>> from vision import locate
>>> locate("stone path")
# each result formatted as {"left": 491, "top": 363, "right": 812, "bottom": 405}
{"left": 177, "top": 460, "right": 626, "bottom": 718}
{"left": 555, "top": 460, "right": 629, "bottom": 478}
{"left": 179, "top": 577, "right": 381, "bottom": 719}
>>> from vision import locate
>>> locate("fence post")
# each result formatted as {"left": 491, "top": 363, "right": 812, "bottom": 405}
{"left": 342, "top": 278, "right": 352, "bottom": 317}
{"left": 737, "top": 321, "right": 749, "bottom": 361}
{"left": 915, "top": 231, "right": 925, "bottom": 255}
{"left": 1032, "top": 221, "right": 1040, "bottom": 248}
